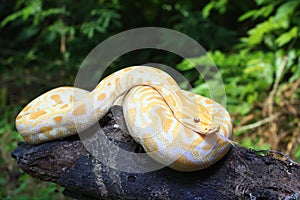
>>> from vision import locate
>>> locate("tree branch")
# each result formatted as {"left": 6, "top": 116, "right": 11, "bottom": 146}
{"left": 11, "top": 106, "right": 300, "bottom": 200}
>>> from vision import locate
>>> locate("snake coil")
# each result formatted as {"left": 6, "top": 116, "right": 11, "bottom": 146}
{"left": 16, "top": 66, "right": 232, "bottom": 171}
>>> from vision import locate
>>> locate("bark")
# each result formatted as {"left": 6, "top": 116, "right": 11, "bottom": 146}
{"left": 11, "top": 106, "right": 300, "bottom": 200}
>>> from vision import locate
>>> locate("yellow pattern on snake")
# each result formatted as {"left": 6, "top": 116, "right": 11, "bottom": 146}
{"left": 15, "top": 66, "right": 232, "bottom": 172}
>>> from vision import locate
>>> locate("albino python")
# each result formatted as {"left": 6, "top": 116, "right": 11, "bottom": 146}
{"left": 15, "top": 66, "right": 232, "bottom": 172}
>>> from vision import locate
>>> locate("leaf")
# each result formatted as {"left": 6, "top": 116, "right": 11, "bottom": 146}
{"left": 239, "top": 5, "right": 274, "bottom": 21}
{"left": 202, "top": 0, "right": 228, "bottom": 18}
{"left": 263, "top": 35, "right": 276, "bottom": 49}
{"left": 246, "top": 19, "right": 274, "bottom": 45}
{"left": 289, "top": 61, "right": 300, "bottom": 82}
{"left": 255, "top": 0, "right": 271, "bottom": 6}
{"left": 202, "top": 2, "right": 214, "bottom": 18}
{"left": 41, "top": 8, "right": 67, "bottom": 18}
{"left": 274, "top": 0, "right": 300, "bottom": 21}
{"left": 238, "top": 102, "right": 252, "bottom": 115}
{"left": 275, "top": 26, "right": 298, "bottom": 47}
{"left": 238, "top": 10, "right": 257, "bottom": 21}
{"left": 244, "top": 54, "right": 274, "bottom": 86}
{"left": 295, "top": 145, "right": 300, "bottom": 162}
{"left": 0, "top": 11, "right": 23, "bottom": 27}
{"left": 176, "top": 55, "right": 215, "bottom": 72}
{"left": 176, "top": 60, "right": 194, "bottom": 71}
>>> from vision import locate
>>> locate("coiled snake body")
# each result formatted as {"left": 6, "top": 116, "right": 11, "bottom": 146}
{"left": 16, "top": 66, "right": 232, "bottom": 172}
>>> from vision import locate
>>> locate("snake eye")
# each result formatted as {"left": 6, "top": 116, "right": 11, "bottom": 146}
{"left": 194, "top": 118, "right": 200, "bottom": 123}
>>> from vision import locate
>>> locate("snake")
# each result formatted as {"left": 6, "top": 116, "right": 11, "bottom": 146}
{"left": 15, "top": 66, "right": 232, "bottom": 172}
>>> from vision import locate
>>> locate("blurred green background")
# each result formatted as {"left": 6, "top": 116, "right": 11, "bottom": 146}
{"left": 1, "top": 0, "right": 299, "bottom": 199}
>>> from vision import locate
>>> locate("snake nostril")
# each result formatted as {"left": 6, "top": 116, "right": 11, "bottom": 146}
{"left": 194, "top": 118, "right": 200, "bottom": 123}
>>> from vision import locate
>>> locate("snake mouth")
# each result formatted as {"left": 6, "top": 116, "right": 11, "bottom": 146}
{"left": 194, "top": 125, "right": 220, "bottom": 136}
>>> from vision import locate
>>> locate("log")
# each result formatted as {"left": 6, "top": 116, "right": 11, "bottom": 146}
{"left": 11, "top": 106, "right": 300, "bottom": 200}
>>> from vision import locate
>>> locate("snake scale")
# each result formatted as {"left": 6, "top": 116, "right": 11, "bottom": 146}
{"left": 15, "top": 66, "right": 232, "bottom": 172}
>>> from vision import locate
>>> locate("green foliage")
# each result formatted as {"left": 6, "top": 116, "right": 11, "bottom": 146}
{"left": 240, "top": 137, "right": 271, "bottom": 150}
{"left": 1, "top": 174, "right": 65, "bottom": 200}
{"left": 175, "top": 0, "right": 300, "bottom": 160}
{"left": 176, "top": 49, "right": 277, "bottom": 115}
{"left": 239, "top": 0, "right": 300, "bottom": 49}
{"left": 295, "top": 146, "right": 300, "bottom": 162}
{"left": 0, "top": 0, "right": 299, "bottom": 199}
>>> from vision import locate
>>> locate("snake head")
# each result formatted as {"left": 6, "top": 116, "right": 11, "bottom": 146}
{"left": 180, "top": 104, "right": 220, "bottom": 135}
